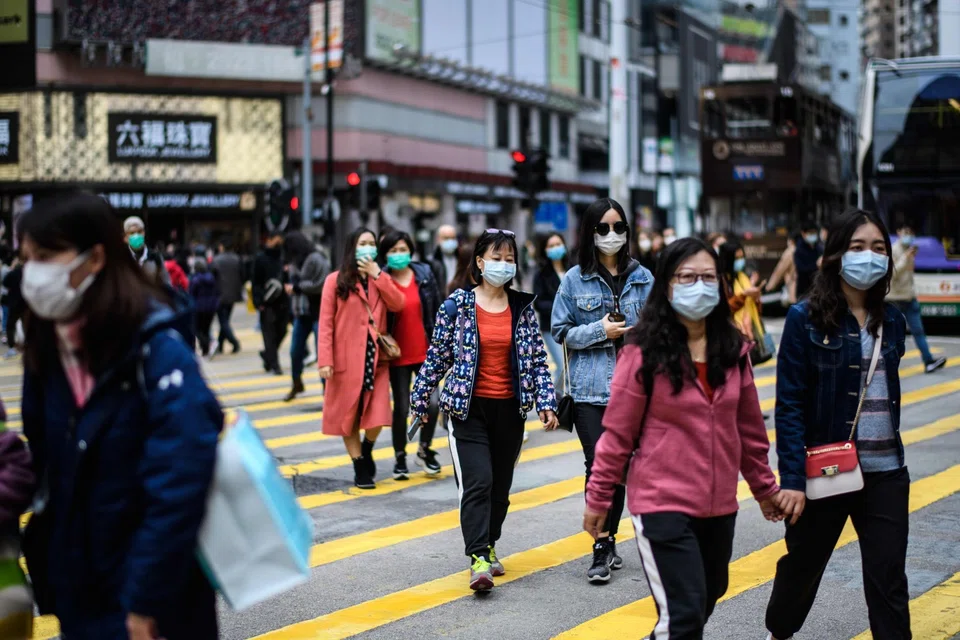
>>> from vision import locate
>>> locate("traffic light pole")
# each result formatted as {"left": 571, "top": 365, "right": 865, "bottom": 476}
{"left": 301, "top": 35, "right": 313, "bottom": 229}
{"left": 325, "top": 0, "right": 336, "bottom": 237}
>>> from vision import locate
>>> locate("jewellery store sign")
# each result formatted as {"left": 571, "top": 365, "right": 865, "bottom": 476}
{"left": 108, "top": 112, "right": 217, "bottom": 163}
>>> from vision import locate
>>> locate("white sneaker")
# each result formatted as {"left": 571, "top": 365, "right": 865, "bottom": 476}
{"left": 303, "top": 353, "right": 318, "bottom": 366}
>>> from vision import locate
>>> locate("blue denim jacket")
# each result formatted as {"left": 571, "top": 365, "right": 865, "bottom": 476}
{"left": 550, "top": 261, "right": 654, "bottom": 405}
{"left": 775, "top": 301, "right": 907, "bottom": 491}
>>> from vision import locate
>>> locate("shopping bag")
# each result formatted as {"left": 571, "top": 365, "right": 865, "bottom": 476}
{"left": 197, "top": 410, "right": 314, "bottom": 610}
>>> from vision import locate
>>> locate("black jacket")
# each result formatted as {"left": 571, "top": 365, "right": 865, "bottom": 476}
{"left": 251, "top": 248, "right": 288, "bottom": 309}
{"left": 533, "top": 265, "right": 563, "bottom": 333}
{"left": 211, "top": 251, "right": 245, "bottom": 305}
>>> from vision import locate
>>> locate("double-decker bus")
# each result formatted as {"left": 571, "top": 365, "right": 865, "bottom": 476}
{"left": 859, "top": 57, "right": 960, "bottom": 320}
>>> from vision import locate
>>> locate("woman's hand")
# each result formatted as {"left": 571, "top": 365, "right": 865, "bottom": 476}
{"left": 127, "top": 613, "right": 164, "bottom": 640}
{"left": 601, "top": 313, "right": 628, "bottom": 341}
{"left": 540, "top": 409, "right": 559, "bottom": 431}
{"left": 357, "top": 257, "right": 382, "bottom": 279}
{"left": 318, "top": 366, "right": 333, "bottom": 380}
{"left": 583, "top": 506, "right": 607, "bottom": 540}
{"left": 759, "top": 495, "right": 785, "bottom": 523}
{"left": 773, "top": 489, "right": 806, "bottom": 525}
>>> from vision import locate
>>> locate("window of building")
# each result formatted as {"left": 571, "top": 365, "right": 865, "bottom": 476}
{"left": 808, "top": 8, "right": 830, "bottom": 24}
{"left": 820, "top": 64, "right": 832, "bottom": 82}
{"left": 840, "top": 70, "right": 850, "bottom": 81}
{"left": 559, "top": 116, "right": 570, "bottom": 158}
{"left": 495, "top": 101, "right": 510, "bottom": 149}
{"left": 839, "top": 14, "right": 848, "bottom": 27}
{"left": 519, "top": 106, "right": 531, "bottom": 147}
{"left": 593, "top": 59, "right": 603, "bottom": 101}
{"left": 540, "top": 110, "right": 552, "bottom": 152}
{"left": 724, "top": 96, "right": 772, "bottom": 138}
{"left": 598, "top": 0, "right": 610, "bottom": 42}
{"left": 580, "top": 55, "right": 587, "bottom": 96}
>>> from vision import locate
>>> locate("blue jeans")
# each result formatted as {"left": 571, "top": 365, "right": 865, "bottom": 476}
{"left": 893, "top": 299, "right": 934, "bottom": 364}
{"left": 290, "top": 316, "right": 318, "bottom": 382}
{"left": 541, "top": 329, "right": 565, "bottom": 391}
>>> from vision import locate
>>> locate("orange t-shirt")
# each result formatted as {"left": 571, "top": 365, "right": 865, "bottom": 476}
{"left": 695, "top": 361, "right": 714, "bottom": 402}
{"left": 473, "top": 305, "right": 514, "bottom": 399}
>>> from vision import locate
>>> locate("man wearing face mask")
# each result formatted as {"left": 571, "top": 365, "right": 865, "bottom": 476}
{"left": 662, "top": 227, "right": 678, "bottom": 246}
{"left": 888, "top": 225, "right": 946, "bottom": 373}
{"left": 793, "top": 222, "right": 822, "bottom": 300}
{"left": 429, "top": 224, "right": 460, "bottom": 289}
{"left": 123, "top": 216, "right": 170, "bottom": 287}
{"left": 252, "top": 230, "right": 290, "bottom": 375}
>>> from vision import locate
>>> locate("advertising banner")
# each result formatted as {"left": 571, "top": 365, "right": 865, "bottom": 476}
{"left": 365, "top": 0, "right": 420, "bottom": 62}
{"left": 108, "top": 113, "right": 217, "bottom": 163}
{"left": 311, "top": 0, "right": 344, "bottom": 71}
{"left": 0, "top": 111, "right": 18, "bottom": 164}
{"left": 548, "top": 0, "right": 579, "bottom": 93}
{"left": 0, "top": 0, "right": 35, "bottom": 90}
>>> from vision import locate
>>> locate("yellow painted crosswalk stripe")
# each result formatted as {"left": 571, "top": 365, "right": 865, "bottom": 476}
{"left": 554, "top": 464, "right": 960, "bottom": 638}
{"left": 851, "top": 570, "right": 960, "bottom": 640}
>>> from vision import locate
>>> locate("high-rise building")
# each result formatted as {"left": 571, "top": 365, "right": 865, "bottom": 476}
{"left": 897, "top": 0, "right": 960, "bottom": 58}
{"left": 806, "top": 1, "right": 861, "bottom": 116}
{"left": 861, "top": 0, "right": 897, "bottom": 60}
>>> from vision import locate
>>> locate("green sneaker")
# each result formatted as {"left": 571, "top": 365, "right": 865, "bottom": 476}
{"left": 488, "top": 545, "right": 505, "bottom": 576}
{"left": 469, "top": 554, "right": 494, "bottom": 591}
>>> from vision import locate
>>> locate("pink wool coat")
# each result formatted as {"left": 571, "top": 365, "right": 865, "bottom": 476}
{"left": 317, "top": 271, "right": 405, "bottom": 436}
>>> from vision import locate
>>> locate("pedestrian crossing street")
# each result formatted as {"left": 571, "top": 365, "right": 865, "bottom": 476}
{"left": 1, "top": 318, "right": 958, "bottom": 640}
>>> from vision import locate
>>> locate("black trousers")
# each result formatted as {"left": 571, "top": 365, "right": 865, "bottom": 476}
{"left": 259, "top": 306, "right": 289, "bottom": 370}
{"left": 449, "top": 396, "right": 526, "bottom": 558}
{"left": 634, "top": 511, "right": 737, "bottom": 640}
{"left": 5, "top": 308, "right": 19, "bottom": 348}
{"left": 575, "top": 403, "right": 626, "bottom": 537}
{"left": 195, "top": 311, "right": 216, "bottom": 355}
{"left": 389, "top": 363, "right": 438, "bottom": 454}
{"left": 217, "top": 302, "right": 240, "bottom": 350}
{"left": 766, "top": 467, "right": 911, "bottom": 640}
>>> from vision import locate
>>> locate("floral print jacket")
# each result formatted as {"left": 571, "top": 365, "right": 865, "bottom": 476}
{"left": 410, "top": 286, "right": 557, "bottom": 422}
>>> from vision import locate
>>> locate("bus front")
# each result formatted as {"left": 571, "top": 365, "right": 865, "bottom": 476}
{"left": 860, "top": 57, "right": 960, "bottom": 319}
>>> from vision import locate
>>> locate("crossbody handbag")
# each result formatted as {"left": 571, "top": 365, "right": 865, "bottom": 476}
{"left": 362, "top": 298, "right": 402, "bottom": 362}
{"left": 804, "top": 324, "right": 882, "bottom": 500}
{"left": 556, "top": 340, "right": 575, "bottom": 432}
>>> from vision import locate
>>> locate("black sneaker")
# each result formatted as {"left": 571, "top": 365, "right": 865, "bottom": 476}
{"left": 587, "top": 540, "right": 612, "bottom": 583}
{"left": 393, "top": 453, "right": 409, "bottom": 481}
{"left": 361, "top": 438, "right": 376, "bottom": 479}
{"left": 353, "top": 458, "right": 375, "bottom": 490}
{"left": 417, "top": 447, "right": 442, "bottom": 475}
{"left": 925, "top": 357, "right": 947, "bottom": 374}
{"left": 283, "top": 378, "right": 305, "bottom": 402}
{"left": 608, "top": 537, "right": 623, "bottom": 570}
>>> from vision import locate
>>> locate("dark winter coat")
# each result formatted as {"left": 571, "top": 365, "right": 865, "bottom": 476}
{"left": 190, "top": 272, "right": 221, "bottom": 315}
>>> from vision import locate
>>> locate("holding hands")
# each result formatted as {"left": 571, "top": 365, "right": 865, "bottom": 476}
{"left": 758, "top": 489, "right": 806, "bottom": 525}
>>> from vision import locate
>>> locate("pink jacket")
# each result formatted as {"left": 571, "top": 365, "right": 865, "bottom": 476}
{"left": 587, "top": 344, "right": 778, "bottom": 519}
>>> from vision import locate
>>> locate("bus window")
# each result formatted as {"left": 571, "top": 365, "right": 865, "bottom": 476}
{"left": 703, "top": 99, "right": 724, "bottom": 138}
{"left": 774, "top": 95, "right": 798, "bottom": 136}
{"left": 723, "top": 96, "right": 772, "bottom": 138}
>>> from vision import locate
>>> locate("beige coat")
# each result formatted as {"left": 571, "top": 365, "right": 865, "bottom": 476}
{"left": 888, "top": 240, "right": 916, "bottom": 301}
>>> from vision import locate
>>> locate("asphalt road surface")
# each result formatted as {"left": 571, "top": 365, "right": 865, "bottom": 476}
{"left": 12, "top": 311, "right": 960, "bottom": 640}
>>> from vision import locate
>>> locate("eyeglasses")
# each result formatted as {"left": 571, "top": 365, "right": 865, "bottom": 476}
{"left": 484, "top": 228, "right": 516, "bottom": 237}
{"left": 594, "top": 221, "right": 629, "bottom": 236}
{"left": 673, "top": 272, "right": 719, "bottom": 285}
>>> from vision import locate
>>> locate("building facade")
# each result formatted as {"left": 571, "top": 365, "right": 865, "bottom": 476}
{"left": 897, "top": 0, "right": 960, "bottom": 58}
{"left": 861, "top": 0, "right": 897, "bottom": 60}
{"left": 807, "top": 1, "right": 861, "bottom": 116}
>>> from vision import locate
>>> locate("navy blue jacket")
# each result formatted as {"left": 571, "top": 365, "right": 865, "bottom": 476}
{"left": 774, "top": 301, "right": 906, "bottom": 492}
{"left": 22, "top": 298, "right": 222, "bottom": 639}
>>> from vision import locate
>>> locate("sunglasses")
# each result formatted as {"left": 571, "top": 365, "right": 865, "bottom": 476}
{"left": 594, "top": 221, "right": 629, "bottom": 236}
{"left": 484, "top": 228, "right": 516, "bottom": 237}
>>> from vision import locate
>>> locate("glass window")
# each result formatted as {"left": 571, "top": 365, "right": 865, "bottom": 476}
{"left": 593, "top": 59, "right": 603, "bottom": 101}
{"left": 598, "top": 0, "right": 610, "bottom": 42}
{"left": 559, "top": 116, "right": 570, "bottom": 158}
{"left": 839, "top": 14, "right": 848, "bottom": 26}
{"left": 495, "top": 101, "right": 510, "bottom": 149}
{"left": 808, "top": 8, "right": 830, "bottom": 24}
{"left": 840, "top": 70, "right": 850, "bottom": 81}
{"left": 703, "top": 99, "right": 723, "bottom": 138}
{"left": 820, "top": 65, "right": 832, "bottom": 82}
{"left": 580, "top": 55, "right": 587, "bottom": 96}
{"left": 723, "top": 96, "right": 772, "bottom": 138}
{"left": 519, "top": 106, "right": 531, "bottom": 147}
{"left": 540, "top": 110, "right": 552, "bottom": 152}
{"left": 774, "top": 95, "right": 798, "bottom": 136}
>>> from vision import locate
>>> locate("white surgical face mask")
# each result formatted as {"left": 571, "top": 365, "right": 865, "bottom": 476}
{"left": 594, "top": 232, "right": 627, "bottom": 256}
{"left": 664, "top": 235, "right": 677, "bottom": 246}
{"left": 480, "top": 260, "right": 517, "bottom": 288}
{"left": 638, "top": 239, "right": 652, "bottom": 252}
{"left": 670, "top": 280, "right": 720, "bottom": 321}
{"left": 840, "top": 250, "right": 889, "bottom": 291}
{"left": 21, "top": 252, "right": 97, "bottom": 321}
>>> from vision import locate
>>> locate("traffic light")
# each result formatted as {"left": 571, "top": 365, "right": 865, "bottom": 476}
{"left": 366, "top": 178, "right": 382, "bottom": 210}
{"left": 265, "top": 179, "right": 298, "bottom": 227}
{"left": 511, "top": 149, "right": 531, "bottom": 193}
{"left": 346, "top": 171, "right": 361, "bottom": 208}
{"left": 528, "top": 149, "right": 551, "bottom": 194}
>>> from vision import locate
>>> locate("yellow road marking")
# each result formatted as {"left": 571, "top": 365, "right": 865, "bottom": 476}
{"left": 554, "top": 464, "right": 960, "bottom": 638}
{"left": 851, "top": 570, "right": 960, "bottom": 640}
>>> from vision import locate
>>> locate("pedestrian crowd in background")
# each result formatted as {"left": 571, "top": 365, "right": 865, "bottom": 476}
{"left": 0, "top": 187, "right": 946, "bottom": 638}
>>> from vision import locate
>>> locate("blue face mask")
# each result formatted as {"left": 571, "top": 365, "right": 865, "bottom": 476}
{"left": 900, "top": 234, "right": 915, "bottom": 247}
{"left": 356, "top": 246, "right": 378, "bottom": 262}
{"left": 480, "top": 260, "right": 516, "bottom": 288}
{"left": 733, "top": 258, "right": 746, "bottom": 273}
{"left": 670, "top": 281, "right": 720, "bottom": 321}
{"left": 805, "top": 233, "right": 819, "bottom": 245}
{"left": 440, "top": 239, "right": 459, "bottom": 255}
{"left": 840, "top": 250, "right": 889, "bottom": 291}
{"left": 546, "top": 246, "right": 567, "bottom": 262}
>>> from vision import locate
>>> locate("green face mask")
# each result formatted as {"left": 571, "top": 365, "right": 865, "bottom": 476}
{"left": 355, "top": 246, "right": 378, "bottom": 262}
{"left": 386, "top": 253, "right": 412, "bottom": 270}
{"left": 128, "top": 233, "right": 145, "bottom": 251}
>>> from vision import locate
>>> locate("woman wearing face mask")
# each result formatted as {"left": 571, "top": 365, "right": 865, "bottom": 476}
{"left": 636, "top": 231, "right": 656, "bottom": 271}
{"left": 551, "top": 198, "right": 655, "bottom": 584}
{"left": 19, "top": 192, "right": 222, "bottom": 640}
{"left": 719, "top": 241, "right": 764, "bottom": 342}
{"left": 410, "top": 230, "right": 558, "bottom": 591}
{"left": 793, "top": 223, "right": 823, "bottom": 300}
{"left": 765, "top": 209, "right": 909, "bottom": 640}
{"left": 318, "top": 228, "right": 406, "bottom": 489}
{"left": 378, "top": 229, "right": 443, "bottom": 480}
{"left": 534, "top": 233, "right": 569, "bottom": 391}
{"left": 583, "top": 237, "right": 781, "bottom": 639}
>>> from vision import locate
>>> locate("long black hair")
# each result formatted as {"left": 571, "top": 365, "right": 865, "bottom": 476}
{"left": 577, "top": 198, "right": 631, "bottom": 274}
{"left": 627, "top": 238, "right": 743, "bottom": 394}
{"left": 470, "top": 230, "right": 519, "bottom": 287}
{"left": 807, "top": 208, "right": 892, "bottom": 337}
{"left": 335, "top": 226, "right": 376, "bottom": 300}
{"left": 20, "top": 191, "right": 166, "bottom": 375}
{"left": 377, "top": 228, "right": 415, "bottom": 268}
{"left": 538, "top": 232, "right": 568, "bottom": 269}
{"left": 717, "top": 240, "right": 744, "bottom": 291}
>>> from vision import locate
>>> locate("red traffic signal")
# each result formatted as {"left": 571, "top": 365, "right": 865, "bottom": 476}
{"left": 290, "top": 196, "right": 299, "bottom": 211}
{"left": 347, "top": 172, "right": 361, "bottom": 187}
{"left": 511, "top": 150, "right": 527, "bottom": 163}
